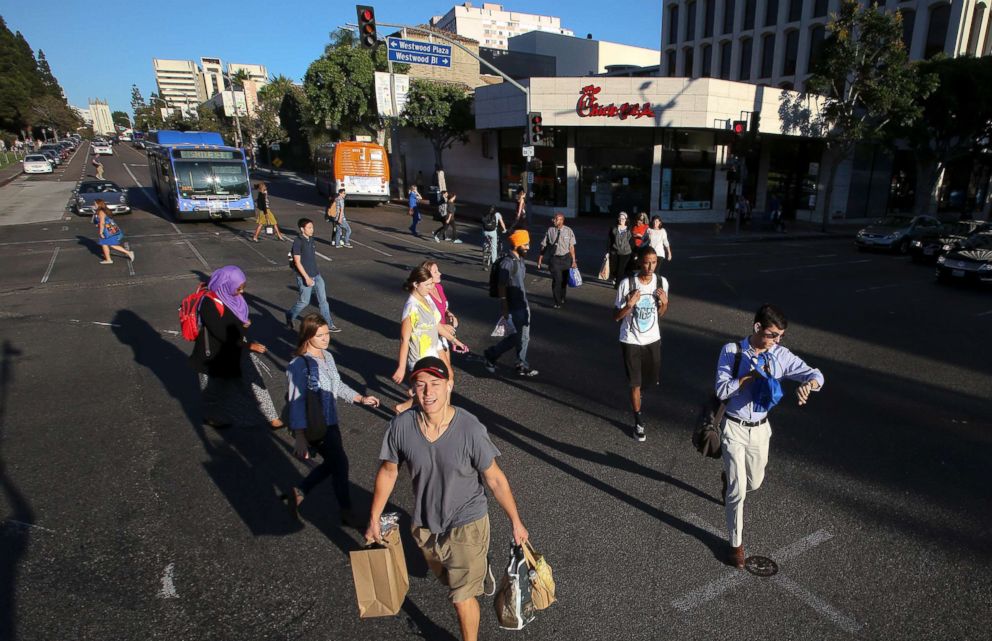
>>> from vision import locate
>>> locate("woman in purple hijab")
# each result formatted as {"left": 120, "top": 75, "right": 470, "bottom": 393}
{"left": 189, "top": 265, "right": 282, "bottom": 429}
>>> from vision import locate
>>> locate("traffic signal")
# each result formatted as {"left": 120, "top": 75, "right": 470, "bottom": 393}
{"left": 357, "top": 5, "right": 378, "bottom": 49}
{"left": 750, "top": 111, "right": 761, "bottom": 134}
{"left": 732, "top": 120, "right": 747, "bottom": 135}
{"left": 528, "top": 112, "right": 543, "bottom": 145}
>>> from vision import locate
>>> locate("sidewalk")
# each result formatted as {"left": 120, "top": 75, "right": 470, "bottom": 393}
{"left": 0, "top": 159, "right": 24, "bottom": 189}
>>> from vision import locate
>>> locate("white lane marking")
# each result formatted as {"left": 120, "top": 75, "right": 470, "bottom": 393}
{"left": 88, "top": 321, "right": 122, "bottom": 327}
{"left": 773, "top": 529, "right": 833, "bottom": 563}
{"left": 315, "top": 251, "right": 333, "bottom": 262}
{"left": 349, "top": 238, "right": 392, "bottom": 257}
{"left": 683, "top": 512, "right": 725, "bottom": 538}
{"left": 976, "top": 309, "right": 992, "bottom": 317}
{"left": 158, "top": 563, "right": 179, "bottom": 599}
{"left": 2, "top": 519, "right": 56, "bottom": 533}
{"left": 41, "top": 247, "right": 60, "bottom": 283}
{"left": 184, "top": 239, "right": 210, "bottom": 270}
{"left": 236, "top": 236, "right": 277, "bottom": 265}
{"left": 122, "top": 162, "right": 143, "bottom": 188}
{"left": 295, "top": 202, "right": 305, "bottom": 206}
{"left": 123, "top": 158, "right": 181, "bottom": 234}
{"left": 688, "top": 252, "right": 760, "bottom": 260}
{"left": 360, "top": 225, "right": 474, "bottom": 257}
{"left": 759, "top": 259, "right": 871, "bottom": 273}
{"left": 772, "top": 574, "right": 863, "bottom": 634}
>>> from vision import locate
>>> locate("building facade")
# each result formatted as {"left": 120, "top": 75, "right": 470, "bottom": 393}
{"left": 152, "top": 59, "right": 204, "bottom": 114}
{"left": 508, "top": 31, "right": 661, "bottom": 77}
{"left": 88, "top": 99, "right": 115, "bottom": 136}
{"left": 430, "top": 2, "right": 573, "bottom": 49}
{"left": 390, "top": 25, "right": 499, "bottom": 88}
{"left": 660, "top": 0, "right": 985, "bottom": 90}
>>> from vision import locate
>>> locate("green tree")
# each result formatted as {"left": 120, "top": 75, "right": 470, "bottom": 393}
{"left": 400, "top": 80, "right": 474, "bottom": 170}
{"left": 31, "top": 93, "right": 79, "bottom": 136}
{"left": 195, "top": 105, "right": 231, "bottom": 140}
{"left": 130, "top": 84, "right": 145, "bottom": 113}
{"left": 112, "top": 110, "right": 131, "bottom": 129}
{"left": 799, "top": 1, "right": 936, "bottom": 229}
{"left": 35, "top": 50, "right": 61, "bottom": 97}
{"left": 894, "top": 56, "right": 992, "bottom": 215}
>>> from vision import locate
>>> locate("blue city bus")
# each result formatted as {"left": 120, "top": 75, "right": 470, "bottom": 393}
{"left": 146, "top": 130, "right": 254, "bottom": 221}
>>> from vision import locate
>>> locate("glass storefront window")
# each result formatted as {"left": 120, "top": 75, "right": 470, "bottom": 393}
{"left": 576, "top": 129, "right": 653, "bottom": 217}
{"left": 660, "top": 131, "right": 715, "bottom": 211}
{"left": 498, "top": 129, "right": 566, "bottom": 207}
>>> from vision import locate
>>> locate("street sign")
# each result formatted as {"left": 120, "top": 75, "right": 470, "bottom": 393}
{"left": 374, "top": 72, "right": 410, "bottom": 117}
{"left": 270, "top": 143, "right": 280, "bottom": 151}
{"left": 521, "top": 145, "right": 535, "bottom": 158}
{"left": 272, "top": 158, "right": 283, "bottom": 168}
{"left": 387, "top": 37, "right": 452, "bottom": 67}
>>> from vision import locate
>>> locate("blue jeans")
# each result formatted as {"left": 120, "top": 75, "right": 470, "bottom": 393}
{"left": 287, "top": 274, "right": 333, "bottom": 324}
{"left": 333, "top": 219, "right": 352, "bottom": 245}
{"left": 483, "top": 230, "right": 499, "bottom": 266}
{"left": 485, "top": 307, "right": 530, "bottom": 369}
{"left": 409, "top": 207, "right": 421, "bottom": 233}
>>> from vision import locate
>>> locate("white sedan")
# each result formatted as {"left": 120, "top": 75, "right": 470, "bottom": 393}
{"left": 92, "top": 142, "right": 113, "bottom": 155}
{"left": 23, "top": 154, "right": 54, "bottom": 174}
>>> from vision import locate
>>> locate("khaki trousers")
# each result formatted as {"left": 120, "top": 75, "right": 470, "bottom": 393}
{"left": 721, "top": 416, "right": 772, "bottom": 547}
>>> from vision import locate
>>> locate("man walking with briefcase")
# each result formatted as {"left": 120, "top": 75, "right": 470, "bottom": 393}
{"left": 366, "top": 356, "right": 529, "bottom": 641}
{"left": 714, "top": 304, "right": 824, "bottom": 569}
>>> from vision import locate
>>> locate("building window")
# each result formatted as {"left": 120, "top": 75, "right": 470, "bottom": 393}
{"left": 744, "top": 0, "right": 756, "bottom": 29}
{"left": 686, "top": 1, "right": 698, "bottom": 41}
{"left": 808, "top": 25, "right": 826, "bottom": 73}
{"left": 723, "top": 0, "right": 736, "bottom": 34}
{"left": 683, "top": 46, "right": 695, "bottom": 77}
{"left": 899, "top": 9, "right": 916, "bottom": 51}
{"left": 760, "top": 33, "right": 775, "bottom": 77}
{"left": 704, "top": 0, "right": 715, "bottom": 38}
{"left": 967, "top": 4, "right": 986, "bottom": 56}
{"left": 783, "top": 29, "right": 799, "bottom": 76}
{"left": 719, "top": 40, "right": 733, "bottom": 78}
{"left": 925, "top": 3, "right": 951, "bottom": 59}
{"left": 660, "top": 131, "right": 716, "bottom": 211}
{"left": 788, "top": 0, "right": 802, "bottom": 22}
{"left": 499, "top": 129, "right": 566, "bottom": 207}
{"left": 701, "top": 44, "right": 713, "bottom": 77}
{"left": 764, "top": 0, "right": 778, "bottom": 27}
{"left": 666, "top": 49, "right": 678, "bottom": 76}
{"left": 812, "top": 0, "right": 828, "bottom": 18}
{"left": 739, "top": 36, "right": 753, "bottom": 79}
{"left": 668, "top": 4, "right": 680, "bottom": 44}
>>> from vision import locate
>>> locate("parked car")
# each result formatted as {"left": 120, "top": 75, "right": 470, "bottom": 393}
{"left": 22, "top": 154, "right": 54, "bottom": 174}
{"left": 74, "top": 180, "right": 130, "bottom": 215}
{"left": 909, "top": 220, "right": 991, "bottom": 264}
{"left": 936, "top": 232, "right": 992, "bottom": 285}
{"left": 38, "top": 149, "right": 61, "bottom": 166}
{"left": 40, "top": 144, "right": 67, "bottom": 161}
{"left": 91, "top": 141, "right": 113, "bottom": 155}
{"left": 855, "top": 215, "right": 941, "bottom": 253}
{"left": 132, "top": 139, "right": 145, "bottom": 149}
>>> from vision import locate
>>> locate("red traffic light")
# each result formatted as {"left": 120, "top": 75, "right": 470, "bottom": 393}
{"left": 361, "top": 8, "right": 372, "bottom": 21}
{"left": 531, "top": 115, "right": 542, "bottom": 126}
{"left": 356, "top": 5, "right": 377, "bottom": 49}
{"left": 732, "top": 120, "right": 746, "bottom": 135}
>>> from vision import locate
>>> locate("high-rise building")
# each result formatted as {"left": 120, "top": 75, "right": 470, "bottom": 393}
{"left": 199, "top": 57, "right": 225, "bottom": 101}
{"left": 72, "top": 106, "right": 92, "bottom": 126}
{"left": 153, "top": 59, "right": 203, "bottom": 114}
{"left": 430, "top": 2, "right": 572, "bottom": 50}
{"left": 659, "top": 0, "right": 984, "bottom": 90}
{"left": 88, "top": 99, "right": 114, "bottom": 136}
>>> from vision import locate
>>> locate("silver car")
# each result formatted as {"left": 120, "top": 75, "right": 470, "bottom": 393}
{"left": 75, "top": 180, "right": 130, "bottom": 215}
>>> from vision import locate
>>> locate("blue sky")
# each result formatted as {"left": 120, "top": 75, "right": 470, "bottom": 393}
{"left": 2, "top": 0, "right": 662, "bottom": 116}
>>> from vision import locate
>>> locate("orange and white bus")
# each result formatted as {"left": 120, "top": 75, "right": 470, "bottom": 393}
{"left": 314, "top": 141, "right": 390, "bottom": 204}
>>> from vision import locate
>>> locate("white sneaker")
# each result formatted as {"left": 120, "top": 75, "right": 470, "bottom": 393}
{"left": 127, "top": 251, "right": 135, "bottom": 261}
{"left": 99, "top": 259, "right": 113, "bottom": 264}
{"left": 343, "top": 243, "right": 353, "bottom": 248}
{"left": 452, "top": 239, "right": 463, "bottom": 244}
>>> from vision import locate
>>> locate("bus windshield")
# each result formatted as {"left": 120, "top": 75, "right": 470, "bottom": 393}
{"left": 174, "top": 160, "right": 250, "bottom": 197}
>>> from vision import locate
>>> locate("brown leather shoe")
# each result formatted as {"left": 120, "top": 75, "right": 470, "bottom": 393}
{"left": 720, "top": 471, "right": 727, "bottom": 505}
{"left": 729, "top": 545, "right": 745, "bottom": 569}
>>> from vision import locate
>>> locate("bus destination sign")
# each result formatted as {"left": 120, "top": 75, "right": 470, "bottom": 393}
{"left": 176, "top": 150, "right": 239, "bottom": 160}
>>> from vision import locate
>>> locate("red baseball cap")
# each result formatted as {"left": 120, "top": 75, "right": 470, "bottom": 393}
{"left": 408, "top": 356, "right": 450, "bottom": 382}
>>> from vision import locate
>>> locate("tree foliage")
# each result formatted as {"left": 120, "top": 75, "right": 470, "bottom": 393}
{"left": 112, "top": 110, "right": 131, "bottom": 129}
{"left": 400, "top": 80, "right": 474, "bottom": 170}
{"left": 797, "top": 1, "right": 936, "bottom": 226}
{"left": 0, "top": 16, "right": 78, "bottom": 137}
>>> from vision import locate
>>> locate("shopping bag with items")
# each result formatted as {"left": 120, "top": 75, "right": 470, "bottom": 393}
{"left": 494, "top": 545, "right": 536, "bottom": 630}
{"left": 521, "top": 541, "right": 556, "bottom": 610}
{"left": 597, "top": 253, "right": 611, "bottom": 281}
{"left": 491, "top": 315, "right": 517, "bottom": 338}
{"left": 350, "top": 513, "right": 409, "bottom": 618}
{"left": 567, "top": 266, "right": 583, "bottom": 288}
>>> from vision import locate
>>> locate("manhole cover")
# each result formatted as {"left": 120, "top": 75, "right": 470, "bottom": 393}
{"left": 744, "top": 555, "right": 778, "bottom": 577}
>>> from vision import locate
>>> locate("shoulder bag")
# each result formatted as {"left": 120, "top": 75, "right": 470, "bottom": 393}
{"left": 692, "top": 343, "right": 742, "bottom": 458}
{"left": 303, "top": 356, "right": 328, "bottom": 443}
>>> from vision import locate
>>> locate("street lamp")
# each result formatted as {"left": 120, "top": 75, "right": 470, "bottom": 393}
{"left": 220, "top": 67, "right": 245, "bottom": 149}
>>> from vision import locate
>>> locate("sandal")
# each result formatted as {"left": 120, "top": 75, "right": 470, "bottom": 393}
{"left": 287, "top": 487, "right": 304, "bottom": 522}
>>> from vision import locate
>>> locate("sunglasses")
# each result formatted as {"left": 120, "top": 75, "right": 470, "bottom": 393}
{"left": 761, "top": 330, "right": 785, "bottom": 339}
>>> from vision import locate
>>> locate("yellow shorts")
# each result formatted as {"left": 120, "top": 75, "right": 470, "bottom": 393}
{"left": 412, "top": 514, "right": 490, "bottom": 603}
{"left": 255, "top": 209, "right": 278, "bottom": 226}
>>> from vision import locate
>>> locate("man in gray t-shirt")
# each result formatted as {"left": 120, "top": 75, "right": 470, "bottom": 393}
{"left": 367, "top": 356, "right": 529, "bottom": 640}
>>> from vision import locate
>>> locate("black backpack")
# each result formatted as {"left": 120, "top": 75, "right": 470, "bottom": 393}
{"left": 482, "top": 210, "right": 498, "bottom": 232}
{"left": 489, "top": 254, "right": 514, "bottom": 297}
{"left": 692, "top": 343, "right": 742, "bottom": 458}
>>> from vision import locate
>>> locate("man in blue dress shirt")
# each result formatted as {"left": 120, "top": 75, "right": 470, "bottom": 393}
{"left": 714, "top": 304, "right": 824, "bottom": 569}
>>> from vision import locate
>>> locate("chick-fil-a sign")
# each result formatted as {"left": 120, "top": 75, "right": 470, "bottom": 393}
{"left": 576, "top": 85, "right": 656, "bottom": 120}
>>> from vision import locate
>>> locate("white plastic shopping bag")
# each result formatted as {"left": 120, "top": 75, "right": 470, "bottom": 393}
{"left": 491, "top": 315, "right": 517, "bottom": 338}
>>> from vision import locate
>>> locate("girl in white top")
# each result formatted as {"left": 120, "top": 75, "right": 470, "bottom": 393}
{"left": 646, "top": 216, "right": 673, "bottom": 261}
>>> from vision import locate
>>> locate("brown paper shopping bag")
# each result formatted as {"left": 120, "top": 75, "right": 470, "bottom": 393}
{"left": 349, "top": 527, "right": 409, "bottom": 617}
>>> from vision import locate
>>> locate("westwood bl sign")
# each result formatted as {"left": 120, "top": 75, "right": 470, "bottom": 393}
{"left": 576, "top": 85, "right": 656, "bottom": 120}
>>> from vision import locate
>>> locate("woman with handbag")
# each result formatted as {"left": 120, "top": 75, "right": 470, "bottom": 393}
{"left": 286, "top": 313, "right": 380, "bottom": 524}
{"left": 92, "top": 199, "right": 134, "bottom": 265}
{"left": 251, "top": 182, "right": 286, "bottom": 242}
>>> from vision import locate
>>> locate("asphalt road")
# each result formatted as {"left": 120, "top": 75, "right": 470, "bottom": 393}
{"left": 1, "top": 144, "right": 990, "bottom": 641}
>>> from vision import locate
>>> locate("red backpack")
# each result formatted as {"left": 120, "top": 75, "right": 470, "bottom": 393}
{"left": 179, "top": 284, "right": 223, "bottom": 341}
